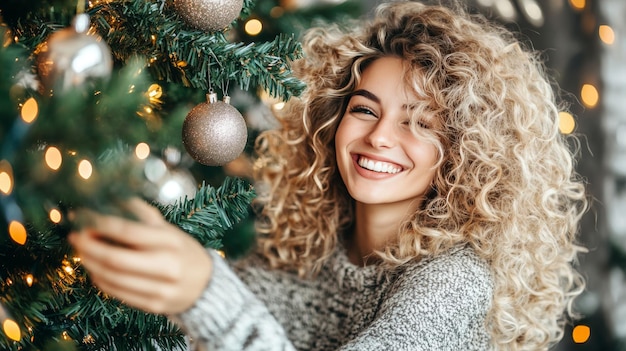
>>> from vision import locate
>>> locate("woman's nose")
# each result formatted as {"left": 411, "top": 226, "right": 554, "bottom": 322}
{"left": 364, "top": 118, "right": 398, "bottom": 149}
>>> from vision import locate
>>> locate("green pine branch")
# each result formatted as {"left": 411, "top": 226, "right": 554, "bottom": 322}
{"left": 90, "top": 0, "right": 304, "bottom": 100}
{"left": 158, "top": 176, "right": 256, "bottom": 249}
{"left": 1, "top": 178, "right": 255, "bottom": 350}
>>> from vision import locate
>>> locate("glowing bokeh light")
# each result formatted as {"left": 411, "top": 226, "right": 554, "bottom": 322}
{"left": 599, "top": 25, "right": 615, "bottom": 45}
{"left": 135, "top": 142, "right": 151, "bottom": 160}
{"left": 25, "top": 274, "right": 34, "bottom": 287}
{"left": 45, "top": 147, "right": 63, "bottom": 170}
{"left": 558, "top": 112, "right": 576, "bottom": 134}
{"left": 78, "top": 160, "right": 93, "bottom": 180}
{"left": 245, "top": 19, "right": 263, "bottom": 36}
{"left": 8, "top": 221, "right": 27, "bottom": 245}
{"left": 20, "top": 97, "right": 38, "bottom": 124}
{"left": 581, "top": 84, "right": 599, "bottom": 108}
{"left": 572, "top": 325, "right": 590, "bottom": 343}
{"left": 2, "top": 319, "right": 20, "bottom": 341}
{"left": 147, "top": 83, "right": 163, "bottom": 99}
{"left": 569, "top": 0, "right": 585, "bottom": 10}
{"left": 49, "top": 208, "right": 62, "bottom": 223}
{"left": 0, "top": 161, "right": 12, "bottom": 195}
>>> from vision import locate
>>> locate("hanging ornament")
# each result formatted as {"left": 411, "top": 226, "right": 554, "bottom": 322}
{"left": 182, "top": 92, "right": 247, "bottom": 166}
{"left": 35, "top": 13, "right": 113, "bottom": 94}
{"left": 173, "top": 0, "right": 244, "bottom": 32}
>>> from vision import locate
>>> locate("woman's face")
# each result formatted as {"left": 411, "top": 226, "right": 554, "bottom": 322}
{"left": 335, "top": 56, "right": 439, "bottom": 212}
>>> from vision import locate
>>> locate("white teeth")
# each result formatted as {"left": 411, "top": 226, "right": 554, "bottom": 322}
{"left": 358, "top": 156, "right": 402, "bottom": 174}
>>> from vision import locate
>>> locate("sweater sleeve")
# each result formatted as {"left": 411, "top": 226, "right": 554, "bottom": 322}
{"left": 340, "top": 248, "right": 494, "bottom": 351}
{"left": 171, "top": 249, "right": 296, "bottom": 351}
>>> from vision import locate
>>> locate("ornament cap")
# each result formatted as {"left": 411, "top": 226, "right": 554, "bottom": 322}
{"left": 73, "top": 13, "right": 90, "bottom": 33}
{"left": 207, "top": 92, "right": 218, "bottom": 104}
{"left": 223, "top": 95, "right": 231, "bottom": 104}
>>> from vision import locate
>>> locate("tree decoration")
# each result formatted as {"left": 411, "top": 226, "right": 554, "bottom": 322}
{"left": 35, "top": 13, "right": 113, "bottom": 94}
{"left": 173, "top": 0, "right": 244, "bottom": 32}
{"left": 182, "top": 92, "right": 248, "bottom": 166}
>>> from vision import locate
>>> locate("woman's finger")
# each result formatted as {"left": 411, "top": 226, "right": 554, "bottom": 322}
{"left": 73, "top": 209, "right": 179, "bottom": 250}
{"left": 116, "top": 197, "right": 166, "bottom": 226}
{"left": 86, "top": 264, "right": 180, "bottom": 314}
{"left": 71, "top": 230, "right": 184, "bottom": 282}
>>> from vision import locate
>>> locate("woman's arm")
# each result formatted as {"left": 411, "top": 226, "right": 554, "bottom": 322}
{"left": 171, "top": 249, "right": 296, "bottom": 351}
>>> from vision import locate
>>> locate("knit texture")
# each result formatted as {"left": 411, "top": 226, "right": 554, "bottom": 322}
{"left": 173, "top": 244, "right": 493, "bottom": 350}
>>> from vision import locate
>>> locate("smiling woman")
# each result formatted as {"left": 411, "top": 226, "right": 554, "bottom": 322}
{"left": 69, "top": 1, "right": 589, "bottom": 350}
{"left": 334, "top": 57, "right": 440, "bottom": 260}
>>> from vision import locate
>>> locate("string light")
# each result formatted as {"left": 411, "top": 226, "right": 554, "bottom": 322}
{"left": 147, "top": 83, "right": 163, "bottom": 104}
{"left": 24, "top": 274, "right": 34, "bottom": 287}
{"left": 581, "top": 84, "right": 599, "bottom": 108}
{"left": 2, "top": 319, "right": 20, "bottom": 341}
{"left": 569, "top": 0, "right": 585, "bottom": 10}
{"left": 0, "top": 305, "right": 21, "bottom": 341}
{"left": 45, "top": 146, "right": 63, "bottom": 170}
{"left": 558, "top": 112, "right": 576, "bottom": 134}
{"left": 244, "top": 19, "right": 263, "bottom": 36}
{"left": 135, "top": 142, "right": 151, "bottom": 160}
{"left": 62, "top": 262, "right": 75, "bottom": 275}
{"left": 77, "top": 159, "right": 93, "bottom": 180}
{"left": 0, "top": 160, "right": 13, "bottom": 195}
{"left": 8, "top": 220, "right": 27, "bottom": 245}
{"left": 49, "top": 208, "right": 62, "bottom": 224}
{"left": 20, "top": 97, "right": 38, "bottom": 124}
{"left": 599, "top": 25, "right": 615, "bottom": 45}
{"left": 518, "top": 0, "right": 543, "bottom": 27}
{"left": 572, "top": 324, "right": 591, "bottom": 343}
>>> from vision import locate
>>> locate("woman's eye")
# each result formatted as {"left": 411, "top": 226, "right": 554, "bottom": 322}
{"left": 349, "top": 105, "right": 376, "bottom": 116}
{"left": 403, "top": 119, "right": 429, "bottom": 129}
{"left": 416, "top": 121, "right": 430, "bottom": 129}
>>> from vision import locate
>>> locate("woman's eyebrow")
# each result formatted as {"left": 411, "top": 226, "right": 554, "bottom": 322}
{"left": 350, "top": 89, "right": 380, "bottom": 104}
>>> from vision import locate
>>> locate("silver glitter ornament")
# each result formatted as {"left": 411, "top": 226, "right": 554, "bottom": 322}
{"left": 36, "top": 14, "right": 113, "bottom": 94}
{"left": 182, "top": 92, "right": 248, "bottom": 166}
{"left": 173, "top": 0, "right": 244, "bottom": 31}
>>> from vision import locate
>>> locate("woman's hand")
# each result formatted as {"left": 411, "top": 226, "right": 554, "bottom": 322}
{"left": 68, "top": 198, "right": 212, "bottom": 315}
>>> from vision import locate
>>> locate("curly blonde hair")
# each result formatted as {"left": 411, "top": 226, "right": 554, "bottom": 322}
{"left": 253, "top": 1, "right": 588, "bottom": 350}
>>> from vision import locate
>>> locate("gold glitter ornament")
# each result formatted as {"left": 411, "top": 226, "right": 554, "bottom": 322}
{"left": 182, "top": 92, "right": 248, "bottom": 166}
{"left": 35, "top": 14, "right": 112, "bottom": 94}
{"left": 173, "top": 0, "right": 244, "bottom": 32}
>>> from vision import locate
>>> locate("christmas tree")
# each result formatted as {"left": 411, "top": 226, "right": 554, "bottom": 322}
{"left": 0, "top": 0, "right": 364, "bottom": 349}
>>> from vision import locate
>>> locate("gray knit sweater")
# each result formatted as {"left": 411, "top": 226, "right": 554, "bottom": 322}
{"left": 173, "top": 244, "right": 493, "bottom": 351}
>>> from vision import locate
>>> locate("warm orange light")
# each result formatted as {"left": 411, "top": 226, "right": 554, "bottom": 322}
{"left": 244, "top": 19, "right": 263, "bottom": 36}
{"left": 599, "top": 25, "right": 615, "bottom": 45}
{"left": 581, "top": 84, "right": 599, "bottom": 108}
{"left": 0, "top": 161, "right": 13, "bottom": 195}
{"left": 147, "top": 83, "right": 162, "bottom": 100}
{"left": 49, "top": 208, "right": 62, "bottom": 223}
{"left": 558, "top": 112, "right": 576, "bottom": 134}
{"left": 135, "top": 143, "right": 151, "bottom": 160}
{"left": 25, "top": 274, "right": 34, "bottom": 287}
{"left": 569, "top": 0, "right": 585, "bottom": 10}
{"left": 78, "top": 160, "right": 93, "bottom": 179}
{"left": 45, "top": 147, "right": 63, "bottom": 170}
{"left": 2, "top": 319, "right": 20, "bottom": 341}
{"left": 8, "top": 221, "right": 27, "bottom": 245}
{"left": 572, "top": 325, "right": 590, "bottom": 343}
{"left": 20, "top": 97, "right": 38, "bottom": 124}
